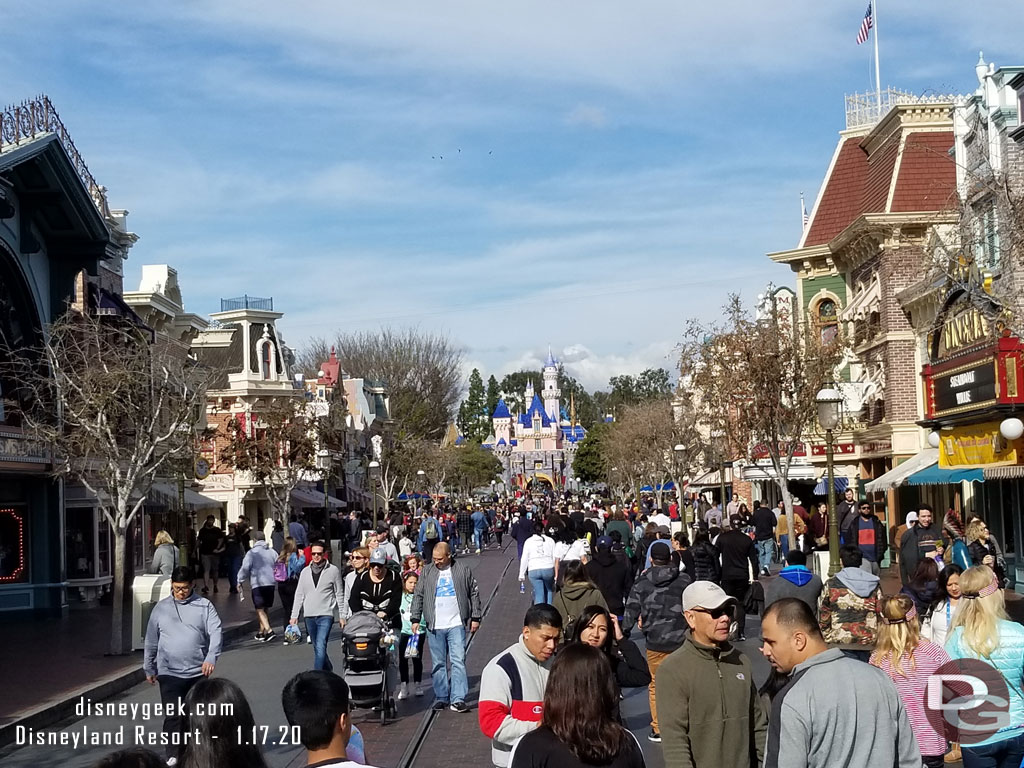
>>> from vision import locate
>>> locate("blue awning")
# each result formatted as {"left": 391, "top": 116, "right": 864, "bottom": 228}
{"left": 640, "top": 482, "right": 675, "bottom": 492}
{"left": 906, "top": 464, "right": 984, "bottom": 486}
{"left": 813, "top": 476, "right": 849, "bottom": 495}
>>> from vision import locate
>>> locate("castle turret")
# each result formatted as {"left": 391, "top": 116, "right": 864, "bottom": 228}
{"left": 542, "top": 347, "right": 561, "bottom": 424}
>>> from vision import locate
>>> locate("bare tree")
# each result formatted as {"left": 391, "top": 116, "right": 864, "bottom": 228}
{"left": 303, "top": 328, "right": 464, "bottom": 441}
{"left": 2, "top": 311, "right": 210, "bottom": 655}
{"left": 679, "top": 294, "right": 844, "bottom": 536}
{"left": 220, "top": 396, "right": 322, "bottom": 528}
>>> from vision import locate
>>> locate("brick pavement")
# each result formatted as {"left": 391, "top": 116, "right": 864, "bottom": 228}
{"left": 0, "top": 544, "right": 514, "bottom": 768}
{"left": 410, "top": 551, "right": 532, "bottom": 768}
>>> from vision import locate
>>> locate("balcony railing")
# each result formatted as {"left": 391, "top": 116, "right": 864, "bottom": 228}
{"left": 845, "top": 89, "right": 960, "bottom": 130}
{"left": 220, "top": 296, "right": 274, "bottom": 312}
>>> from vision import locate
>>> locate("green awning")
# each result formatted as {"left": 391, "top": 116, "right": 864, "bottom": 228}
{"left": 906, "top": 464, "right": 984, "bottom": 486}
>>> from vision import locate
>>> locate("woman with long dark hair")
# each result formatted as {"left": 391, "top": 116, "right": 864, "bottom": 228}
{"left": 690, "top": 531, "right": 720, "bottom": 583}
{"left": 923, "top": 563, "right": 963, "bottom": 647}
{"left": 901, "top": 558, "right": 940, "bottom": 616}
{"left": 570, "top": 604, "right": 650, "bottom": 689}
{"left": 179, "top": 678, "right": 268, "bottom": 768}
{"left": 509, "top": 644, "right": 646, "bottom": 767}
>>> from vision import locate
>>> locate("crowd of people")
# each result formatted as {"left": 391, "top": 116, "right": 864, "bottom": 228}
{"left": 88, "top": 488, "right": 1024, "bottom": 768}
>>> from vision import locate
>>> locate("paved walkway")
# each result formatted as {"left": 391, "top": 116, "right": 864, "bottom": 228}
{"left": 0, "top": 583, "right": 275, "bottom": 731}
{"left": 0, "top": 545, "right": 514, "bottom": 768}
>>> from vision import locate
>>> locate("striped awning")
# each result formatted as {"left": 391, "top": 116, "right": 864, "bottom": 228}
{"left": 813, "top": 476, "right": 849, "bottom": 495}
{"left": 864, "top": 448, "right": 938, "bottom": 493}
{"left": 983, "top": 465, "right": 1024, "bottom": 480}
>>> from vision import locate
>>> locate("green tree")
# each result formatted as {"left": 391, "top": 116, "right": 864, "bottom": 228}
{"left": 499, "top": 370, "right": 542, "bottom": 415}
{"left": 457, "top": 368, "right": 489, "bottom": 442}
{"left": 485, "top": 375, "right": 501, "bottom": 421}
{"left": 452, "top": 443, "right": 503, "bottom": 493}
{"left": 573, "top": 423, "right": 608, "bottom": 482}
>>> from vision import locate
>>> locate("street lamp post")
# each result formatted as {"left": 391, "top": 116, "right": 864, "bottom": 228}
{"left": 673, "top": 444, "right": 685, "bottom": 523}
{"left": 816, "top": 385, "right": 844, "bottom": 577}
{"left": 368, "top": 460, "right": 381, "bottom": 528}
{"left": 711, "top": 431, "right": 727, "bottom": 512}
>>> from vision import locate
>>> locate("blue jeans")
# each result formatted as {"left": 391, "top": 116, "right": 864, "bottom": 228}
{"left": 962, "top": 732, "right": 1024, "bottom": 768}
{"left": 778, "top": 535, "right": 789, "bottom": 558}
{"left": 473, "top": 530, "right": 484, "bottom": 549}
{"left": 528, "top": 568, "right": 555, "bottom": 604}
{"left": 427, "top": 625, "right": 468, "bottom": 704}
{"left": 756, "top": 539, "right": 774, "bottom": 572}
{"left": 306, "top": 615, "right": 335, "bottom": 672}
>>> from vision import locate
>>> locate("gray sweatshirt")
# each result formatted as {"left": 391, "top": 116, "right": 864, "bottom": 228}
{"left": 143, "top": 593, "right": 223, "bottom": 677}
{"left": 236, "top": 540, "right": 278, "bottom": 588}
{"left": 148, "top": 543, "right": 179, "bottom": 576}
{"left": 292, "top": 562, "right": 346, "bottom": 621}
{"left": 764, "top": 648, "right": 920, "bottom": 768}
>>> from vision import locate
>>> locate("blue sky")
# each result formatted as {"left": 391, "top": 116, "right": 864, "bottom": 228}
{"left": 3, "top": 1, "right": 1020, "bottom": 391}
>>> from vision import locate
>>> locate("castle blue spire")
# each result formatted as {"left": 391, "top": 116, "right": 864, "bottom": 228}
{"left": 545, "top": 345, "right": 557, "bottom": 367}
{"left": 492, "top": 398, "right": 511, "bottom": 419}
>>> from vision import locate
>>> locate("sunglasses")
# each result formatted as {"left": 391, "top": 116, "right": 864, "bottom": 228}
{"left": 693, "top": 605, "right": 733, "bottom": 620}
{"left": 351, "top": 555, "right": 366, "bottom": 561}
{"left": 311, "top": 552, "right": 325, "bottom": 558}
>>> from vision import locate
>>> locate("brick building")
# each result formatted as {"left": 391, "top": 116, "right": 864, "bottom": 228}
{"left": 768, "top": 91, "right": 959, "bottom": 529}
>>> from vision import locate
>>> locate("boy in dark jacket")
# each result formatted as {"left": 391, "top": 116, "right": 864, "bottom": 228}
{"left": 622, "top": 542, "right": 692, "bottom": 742}
{"left": 585, "top": 535, "right": 633, "bottom": 618}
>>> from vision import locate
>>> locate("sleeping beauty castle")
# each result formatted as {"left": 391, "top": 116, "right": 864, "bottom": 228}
{"left": 483, "top": 349, "right": 586, "bottom": 491}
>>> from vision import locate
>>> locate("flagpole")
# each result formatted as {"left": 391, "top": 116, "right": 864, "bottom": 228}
{"left": 873, "top": 0, "right": 882, "bottom": 112}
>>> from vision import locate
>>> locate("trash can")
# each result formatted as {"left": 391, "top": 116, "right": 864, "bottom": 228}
{"left": 132, "top": 574, "right": 171, "bottom": 651}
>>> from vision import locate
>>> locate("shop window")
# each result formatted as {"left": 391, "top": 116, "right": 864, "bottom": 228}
{"left": 0, "top": 507, "right": 28, "bottom": 582}
{"left": 65, "top": 507, "right": 96, "bottom": 579}
{"left": 815, "top": 299, "right": 839, "bottom": 344}
{"left": 97, "top": 516, "right": 111, "bottom": 576}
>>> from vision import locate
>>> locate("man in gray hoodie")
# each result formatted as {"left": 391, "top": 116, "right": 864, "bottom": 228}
{"left": 236, "top": 531, "right": 279, "bottom": 642}
{"left": 760, "top": 598, "right": 919, "bottom": 768}
{"left": 144, "top": 565, "right": 222, "bottom": 765}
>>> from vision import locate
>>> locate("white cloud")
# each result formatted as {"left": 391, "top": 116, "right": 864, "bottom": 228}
{"left": 566, "top": 104, "right": 607, "bottom": 129}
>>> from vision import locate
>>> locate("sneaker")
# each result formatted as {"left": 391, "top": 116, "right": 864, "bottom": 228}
{"left": 213, "top": 586, "right": 219, "bottom": 593}
{"left": 737, "top": 635, "right": 747, "bottom": 642}
{"left": 431, "top": 700, "right": 448, "bottom": 711}
{"left": 201, "top": 587, "right": 209, "bottom": 595}
{"left": 450, "top": 701, "right": 469, "bottom": 713}
{"left": 262, "top": 632, "right": 276, "bottom": 643}
{"left": 166, "top": 758, "right": 178, "bottom": 767}
{"left": 475, "top": 548, "right": 481, "bottom": 554}
{"left": 414, "top": 684, "right": 423, "bottom": 697}
{"left": 648, "top": 731, "right": 661, "bottom": 743}
{"left": 254, "top": 631, "right": 265, "bottom": 642}
{"left": 397, "top": 683, "right": 409, "bottom": 700}
{"left": 306, "top": 635, "right": 312, "bottom": 644}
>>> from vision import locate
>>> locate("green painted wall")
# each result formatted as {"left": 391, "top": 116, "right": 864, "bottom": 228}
{"left": 800, "top": 273, "right": 850, "bottom": 382}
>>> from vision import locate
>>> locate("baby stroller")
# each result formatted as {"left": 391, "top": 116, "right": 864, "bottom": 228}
{"left": 342, "top": 611, "right": 398, "bottom": 725}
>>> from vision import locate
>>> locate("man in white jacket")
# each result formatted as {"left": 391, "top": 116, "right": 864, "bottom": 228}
{"left": 236, "top": 531, "right": 278, "bottom": 642}
{"left": 290, "top": 541, "right": 346, "bottom": 671}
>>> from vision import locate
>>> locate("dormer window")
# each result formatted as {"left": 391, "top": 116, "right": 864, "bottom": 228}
{"left": 533, "top": 416, "right": 541, "bottom": 432}
{"left": 255, "top": 328, "right": 277, "bottom": 380}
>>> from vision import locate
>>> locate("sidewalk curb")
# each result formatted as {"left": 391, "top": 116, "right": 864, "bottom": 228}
{"left": 0, "top": 610, "right": 276, "bottom": 749}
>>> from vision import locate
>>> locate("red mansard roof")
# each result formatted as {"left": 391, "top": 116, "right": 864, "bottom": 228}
{"left": 803, "top": 128, "right": 955, "bottom": 247}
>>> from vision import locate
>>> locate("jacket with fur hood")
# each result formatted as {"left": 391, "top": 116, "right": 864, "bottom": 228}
{"left": 818, "top": 566, "right": 880, "bottom": 646}
{"left": 622, "top": 564, "right": 692, "bottom": 652}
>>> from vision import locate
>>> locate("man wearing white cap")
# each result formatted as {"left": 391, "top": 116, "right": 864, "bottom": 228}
{"left": 656, "top": 580, "right": 766, "bottom": 768}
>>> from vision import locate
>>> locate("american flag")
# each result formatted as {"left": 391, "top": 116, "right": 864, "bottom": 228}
{"left": 856, "top": 3, "right": 873, "bottom": 45}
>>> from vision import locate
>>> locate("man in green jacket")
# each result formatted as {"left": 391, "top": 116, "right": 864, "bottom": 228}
{"left": 656, "top": 581, "right": 767, "bottom": 768}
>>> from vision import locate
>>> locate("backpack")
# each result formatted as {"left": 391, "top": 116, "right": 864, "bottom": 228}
{"left": 425, "top": 518, "right": 439, "bottom": 540}
{"left": 273, "top": 560, "right": 288, "bottom": 582}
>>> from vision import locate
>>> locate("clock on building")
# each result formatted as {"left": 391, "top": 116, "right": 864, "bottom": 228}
{"left": 194, "top": 458, "right": 211, "bottom": 480}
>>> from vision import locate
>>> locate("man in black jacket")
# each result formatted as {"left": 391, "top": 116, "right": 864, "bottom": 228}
{"left": 840, "top": 501, "right": 888, "bottom": 576}
{"left": 898, "top": 504, "right": 940, "bottom": 584}
{"left": 718, "top": 515, "right": 759, "bottom": 641}
{"left": 585, "top": 536, "right": 633, "bottom": 619}
{"left": 622, "top": 542, "right": 692, "bottom": 742}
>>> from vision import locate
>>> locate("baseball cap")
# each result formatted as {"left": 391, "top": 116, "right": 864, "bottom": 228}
{"left": 683, "top": 581, "right": 737, "bottom": 612}
{"left": 596, "top": 535, "right": 613, "bottom": 550}
{"left": 657, "top": 525, "right": 671, "bottom": 536}
{"left": 649, "top": 542, "right": 671, "bottom": 562}
{"left": 369, "top": 550, "right": 387, "bottom": 566}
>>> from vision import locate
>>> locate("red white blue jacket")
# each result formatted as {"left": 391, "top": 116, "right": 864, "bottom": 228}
{"left": 478, "top": 636, "right": 551, "bottom": 767}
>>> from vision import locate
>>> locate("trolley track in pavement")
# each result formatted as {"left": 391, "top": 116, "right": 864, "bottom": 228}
{"left": 397, "top": 547, "right": 515, "bottom": 768}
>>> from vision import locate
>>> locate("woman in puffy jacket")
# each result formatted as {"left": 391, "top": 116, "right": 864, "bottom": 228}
{"left": 945, "top": 565, "right": 1024, "bottom": 766}
{"left": 690, "top": 531, "right": 721, "bottom": 583}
